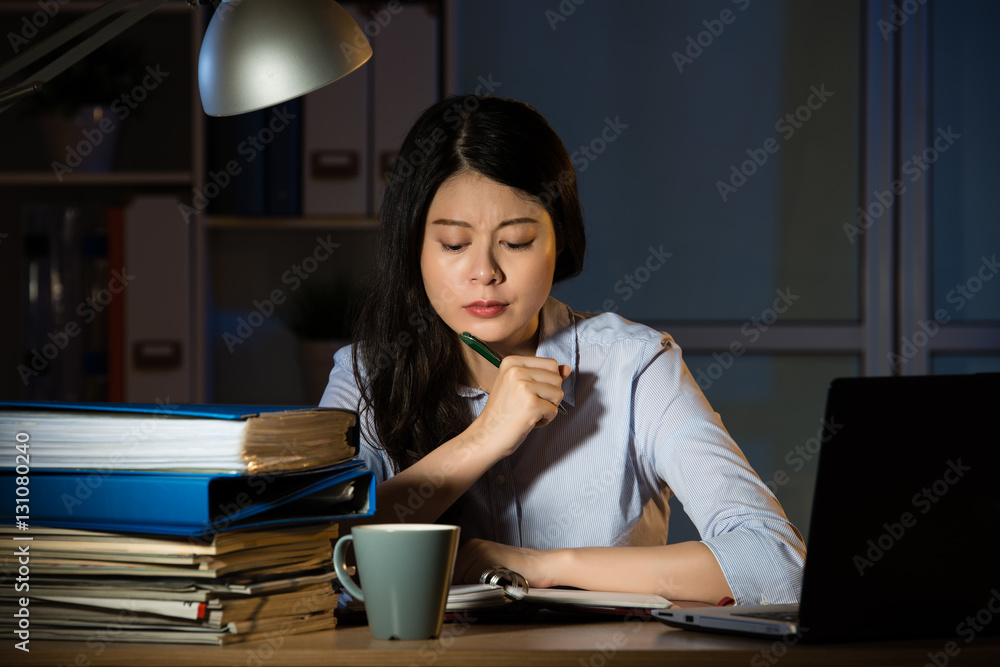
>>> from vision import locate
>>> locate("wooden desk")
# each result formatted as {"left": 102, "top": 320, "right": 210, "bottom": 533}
{"left": 5, "top": 614, "right": 1000, "bottom": 667}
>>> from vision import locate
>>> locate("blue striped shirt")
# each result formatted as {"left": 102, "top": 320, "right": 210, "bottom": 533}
{"left": 321, "top": 297, "right": 806, "bottom": 605}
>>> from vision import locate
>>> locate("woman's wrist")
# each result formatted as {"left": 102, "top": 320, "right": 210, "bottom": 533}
{"left": 466, "top": 408, "right": 521, "bottom": 461}
{"left": 456, "top": 416, "right": 506, "bottom": 468}
{"left": 537, "top": 547, "right": 575, "bottom": 589}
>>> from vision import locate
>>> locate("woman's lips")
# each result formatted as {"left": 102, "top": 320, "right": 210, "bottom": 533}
{"left": 464, "top": 301, "right": 507, "bottom": 318}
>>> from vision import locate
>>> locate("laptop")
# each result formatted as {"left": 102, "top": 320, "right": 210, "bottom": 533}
{"left": 653, "top": 373, "right": 1000, "bottom": 642}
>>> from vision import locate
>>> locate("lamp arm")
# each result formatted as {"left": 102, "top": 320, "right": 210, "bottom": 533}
{"left": 0, "top": 0, "right": 139, "bottom": 82}
{"left": 0, "top": 82, "right": 43, "bottom": 108}
{"left": 0, "top": 0, "right": 175, "bottom": 115}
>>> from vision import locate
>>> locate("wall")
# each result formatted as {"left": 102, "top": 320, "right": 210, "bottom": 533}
{"left": 451, "top": 0, "right": 862, "bottom": 542}
{"left": 452, "top": 0, "right": 858, "bottom": 322}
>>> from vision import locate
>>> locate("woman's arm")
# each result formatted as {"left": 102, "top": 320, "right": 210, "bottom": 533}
{"left": 454, "top": 538, "right": 734, "bottom": 604}
{"left": 368, "top": 355, "right": 572, "bottom": 524}
{"left": 368, "top": 419, "right": 506, "bottom": 523}
{"left": 623, "top": 338, "right": 806, "bottom": 605}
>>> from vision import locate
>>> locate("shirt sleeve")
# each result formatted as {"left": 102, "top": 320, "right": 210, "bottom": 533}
{"left": 634, "top": 337, "right": 806, "bottom": 605}
{"left": 318, "top": 345, "right": 393, "bottom": 485}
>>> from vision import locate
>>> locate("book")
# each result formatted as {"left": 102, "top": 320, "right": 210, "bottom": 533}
{"left": 122, "top": 196, "right": 193, "bottom": 402}
{"left": 18, "top": 203, "right": 102, "bottom": 401}
{"left": 105, "top": 205, "right": 125, "bottom": 402}
{"left": 0, "top": 570, "right": 340, "bottom": 602}
{"left": 0, "top": 458, "right": 373, "bottom": 536}
{"left": 3, "top": 612, "right": 337, "bottom": 646}
{"left": 23, "top": 541, "right": 334, "bottom": 578}
{"left": 2, "top": 597, "right": 338, "bottom": 646}
{"left": 445, "top": 566, "right": 673, "bottom": 615}
{"left": 0, "top": 522, "right": 345, "bottom": 644}
{"left": 204, "top": 99, "right": 302, "bottom": 217}
{"left": 0, "top": 524, "right": 340, "bottom": 579}
{"left": 33, "top": 583, "right": 338, "bottom": 627}
{"left": 447, "top": 584, "right": 674, "bottom": 614}
{"left": 0, "top": 522, "right": 341, "bottom": 556}
{"left": 0, "top": 401, "right": 359, "bottom": 474}
{"left": 16, "top": 202, "right": 144, "bottom": 403}
{"left": 263, "top": 99, "right": 303, "bottom": 216}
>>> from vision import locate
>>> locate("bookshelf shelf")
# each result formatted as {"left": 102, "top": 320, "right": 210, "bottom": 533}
{"left": 0, "top": 171, "right": 193, "bottom": 186}
{"left": 206, "top": 215, "right": 379, "bottom": 231}
{"left": 2, "top": 0, "right": 193, "bottom": 12}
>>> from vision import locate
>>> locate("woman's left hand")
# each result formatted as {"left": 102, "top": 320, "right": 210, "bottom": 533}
{"left": 453, "top": 538, "right": 559, "bottom": 589}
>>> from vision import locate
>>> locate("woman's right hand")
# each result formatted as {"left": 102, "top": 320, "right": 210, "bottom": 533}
{"left": 371, "top": 355, "right": 569, "bottom": 525}
{"left": 469, "top": 355, "right": 571, "bottom": 458}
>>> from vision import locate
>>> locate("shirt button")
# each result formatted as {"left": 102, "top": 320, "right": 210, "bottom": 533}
{"left": 495, "top": 474, "right": 506, "bottom": 485}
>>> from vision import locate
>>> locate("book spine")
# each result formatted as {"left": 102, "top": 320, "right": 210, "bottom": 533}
{"left": 20, "top": 204, "right": 85, "bottom": 400}
{"left": 0, "top": 471, "right": 213, "bottom": 535}
{"left": 0, "top": 465, "right": 375, "bottom": 537}
{"left": 264, "top": 99, "right": 302, "bottom": 216}
{"left": 79, "top": 205, "right": 109, "bottom": 402}
{"left": 106, "top": 206, "right": 125, "bottom": 402}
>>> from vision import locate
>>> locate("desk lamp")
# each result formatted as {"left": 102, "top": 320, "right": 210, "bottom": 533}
{"left": 0, "top": 0, "right": 372, "bottom": 116}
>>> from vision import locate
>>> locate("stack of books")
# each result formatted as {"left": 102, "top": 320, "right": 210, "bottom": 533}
{"left": 0, "top": 402, "right": 373, "bottom": 645}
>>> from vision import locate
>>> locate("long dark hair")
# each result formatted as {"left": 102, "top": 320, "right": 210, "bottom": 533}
{"left": 352, "top": 95, "right": 585, "bottom": 473}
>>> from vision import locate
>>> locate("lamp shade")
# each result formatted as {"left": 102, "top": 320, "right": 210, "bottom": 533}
{"left": 198, "top": 0, "right": 372, "bottom": 117}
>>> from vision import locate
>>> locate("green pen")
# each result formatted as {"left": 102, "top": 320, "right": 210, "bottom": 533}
{"left": 460, "top": 332, "right": 569, "bottom": 414}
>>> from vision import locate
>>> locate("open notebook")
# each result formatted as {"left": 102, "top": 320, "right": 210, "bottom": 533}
{"left": 449, "top": 566, "right": 671, "bottom": 613}
{"left": 654, "top": 373, "right": 1000, "bottom": 642}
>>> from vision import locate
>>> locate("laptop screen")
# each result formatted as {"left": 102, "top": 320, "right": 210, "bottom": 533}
{"left": 799, "top": 373, "right": 1000, "bottom": 642}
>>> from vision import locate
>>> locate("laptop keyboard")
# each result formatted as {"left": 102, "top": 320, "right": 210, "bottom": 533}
{"left": 732, "top": 610, "right": 800, "bottom": 623}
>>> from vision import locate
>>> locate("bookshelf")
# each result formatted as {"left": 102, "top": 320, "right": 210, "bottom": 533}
{"left": 0, "top": 0, "right": 205, "bottom": 403}
{"left": 203, "top": 0, "right": 442, "bottom": 406}
{"left": 1, "top": 0, "right": 444, "bottom": 406}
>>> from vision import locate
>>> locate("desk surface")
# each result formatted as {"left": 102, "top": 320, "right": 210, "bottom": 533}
{"left": 5, "top": 614, "right": 1000, "bottom": 667}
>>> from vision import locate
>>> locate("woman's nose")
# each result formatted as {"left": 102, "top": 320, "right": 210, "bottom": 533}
{"left": 469, "top": 248, "right": 502, "bottom": 284}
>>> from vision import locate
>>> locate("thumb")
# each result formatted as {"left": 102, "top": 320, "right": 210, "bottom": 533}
{"left": 559, "top": 364, "right": 572, "bottom": 380}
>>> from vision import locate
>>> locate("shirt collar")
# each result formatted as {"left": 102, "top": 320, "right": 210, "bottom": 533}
{"left": 536, "top": 296, "right": 578, "bottom": 408}
{"left": 458, "top": 297, "right": 578, "bottom": 407}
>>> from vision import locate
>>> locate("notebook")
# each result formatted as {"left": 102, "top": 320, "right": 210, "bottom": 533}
{"left": 653, "top": 372, "right": 1000, "bottom": 642}
{"left": 446, "top": 566, "right": 672, "bottom": 613}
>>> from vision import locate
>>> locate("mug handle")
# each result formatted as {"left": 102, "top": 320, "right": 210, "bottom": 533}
{"left": 332, "top": 534, "right": 364, "bottom": 602}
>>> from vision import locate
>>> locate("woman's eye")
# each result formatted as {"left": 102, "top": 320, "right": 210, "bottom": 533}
{"left": 441, "top": 242, "right": 465, "bottom": 252}
{"left": 504, "top": 240, "right": 534, "bottom": 251}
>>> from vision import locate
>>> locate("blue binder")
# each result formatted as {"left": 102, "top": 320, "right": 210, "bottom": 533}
{"left": 0, "top": 401, "right": 372, "bottom": 536}
{"left": 0, "top": 400, "right": 337, "bottom": 420}
{"left": 0, "top": 459, "right": 374, "bottom": 537}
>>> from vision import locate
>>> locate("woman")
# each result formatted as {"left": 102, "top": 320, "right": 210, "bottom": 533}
{"left": 321, "top": 95, "right": 805, "bottom": 605}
